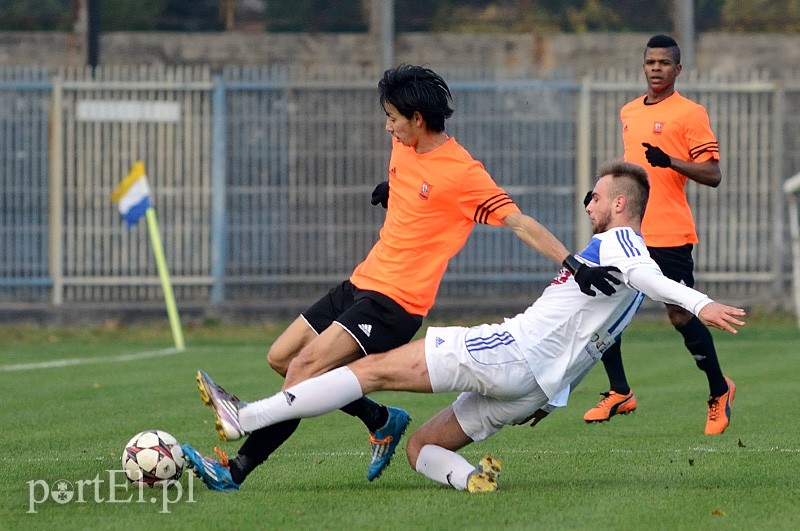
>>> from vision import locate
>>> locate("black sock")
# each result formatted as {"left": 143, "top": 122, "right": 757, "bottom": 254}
{"left": 339, "top": 395, "right": 388, "bottom": 432}
{"left": 228, "top": 454, "right": 258, "bottom": 485}
{"left": 677, "top": 316, "right": 727, "bottom": 397}
{"left": 600, "top": 338, "right": 631, "bottom": 395}
{"left": 229, "top": 419, "right": 300, "bottom": 484}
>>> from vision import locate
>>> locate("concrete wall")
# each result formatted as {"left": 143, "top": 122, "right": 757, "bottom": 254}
{"left": 0, "top": 31, "right": 796, "bottom": 78}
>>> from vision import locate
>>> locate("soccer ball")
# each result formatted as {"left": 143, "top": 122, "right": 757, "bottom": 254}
{"left": 122, "top": 430, "right": 185, "bottom": 487}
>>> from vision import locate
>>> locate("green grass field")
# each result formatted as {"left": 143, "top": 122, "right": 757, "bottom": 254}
{"left": 2, "top": 314, "right": 798, "bottom": 530}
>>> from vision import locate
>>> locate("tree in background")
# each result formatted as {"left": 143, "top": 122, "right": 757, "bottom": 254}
{"left": 4, "top": 0, "right": 800, "bottom": 33}
{"left": 424, "top": 0, "right": 723, "bottom": 33}
{"left": 722, "top": 0, "right": 800, "bottom": 30}
{"left": 266, "top": 1, "right": 367, "bottom": 32}
{"left": 101, "top": 0, "right": 224, "bottom": 31}
{"left": 102, "top": 0, "right": 174, "bottom": 31}
{"left": 0, "top": 0, "right": 73, "bottom": 30}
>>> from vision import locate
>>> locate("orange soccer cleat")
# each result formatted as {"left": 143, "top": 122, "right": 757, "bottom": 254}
{"left": 583, "top": 390, "right": 637, "bottom": 423}
{"left": 705, "top": 376, "right": 736, "bottom": 435}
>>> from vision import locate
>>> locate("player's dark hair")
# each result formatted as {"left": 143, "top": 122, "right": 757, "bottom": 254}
{"left": 645, "top": 34, "right": 681, "bottom": 64}
{"left": 379, "top": 64, "right": 454, "bottom": 133}
{"left": 596, "top": 160, "right": 650, "bottom": 220}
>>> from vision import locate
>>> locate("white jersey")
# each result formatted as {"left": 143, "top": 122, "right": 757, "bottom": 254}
{"left": 504, "top": 226, "right": 658, "bottom": 400}
{"left": 424, "top": 225, "right": 715, "bottom": 440}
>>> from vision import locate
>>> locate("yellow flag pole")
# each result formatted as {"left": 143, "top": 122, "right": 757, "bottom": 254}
{"left": 144, "top": 207, "right": 185, "bottom": 351}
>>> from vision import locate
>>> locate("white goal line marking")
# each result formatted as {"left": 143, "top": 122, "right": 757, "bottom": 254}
{"left": 0, "top": 345, "right": 258, "bottom": 372}
{"left": 5, "top": 445, "right": 800, "bottom": 464}
{"left": 0, "top": 348, "right": 181, "bottom": 372}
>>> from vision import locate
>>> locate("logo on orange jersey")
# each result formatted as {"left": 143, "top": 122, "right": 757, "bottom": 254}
{"left": 622, "top": 123, "right": 628, "bottom": 133}
{"left": 653, "top": 122, "right": 664, "bottom": 135}
{"left": 389, "top": 166, "right": 396, "bottom": 177}
{"left": 419, "top": 181, "right": 432, "bottom": 200}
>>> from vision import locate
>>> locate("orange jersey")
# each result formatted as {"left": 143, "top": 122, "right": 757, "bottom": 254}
{"left": 350, "top": 137, "right": 521, "bottom": 316}
{"left": 621, "top": 91, "right": 719, "bottom": 247}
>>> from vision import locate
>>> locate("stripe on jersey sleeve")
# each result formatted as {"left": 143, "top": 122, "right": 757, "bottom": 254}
{"left": 689, "top": 141, "right": 719, "bottom": 160}
{"left": 474, "top": 193, "right": 515, "bottom": 224}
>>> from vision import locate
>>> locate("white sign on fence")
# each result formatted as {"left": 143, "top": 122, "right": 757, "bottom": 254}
{"left": 76, "top": 100, "right": 181, "bottom": 123}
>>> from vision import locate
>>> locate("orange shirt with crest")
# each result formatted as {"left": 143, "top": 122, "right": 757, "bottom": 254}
{"left": 350, "top": 137, "right": 520, "bottom": 316}
{"left": 621, "top": 91, "right": 719, "bottom": 247}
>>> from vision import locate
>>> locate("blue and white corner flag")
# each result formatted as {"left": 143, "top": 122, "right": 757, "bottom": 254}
{"left": 109, "top": 160, "right": 185, "bottom": 350}
{"left": 111, "top": 161, "right": 151, "bottom": 227}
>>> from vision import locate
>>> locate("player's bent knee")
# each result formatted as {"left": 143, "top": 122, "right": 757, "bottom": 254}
{"left": 405, "top": 435, "right": 423, "bottom": 469}
{"left": 405, "top": 429, "right": 430, "bottom": 469}
{"left": 666, "top": 305, "right": 693, "bottom": 328}
{"left": 284, "top": 352, "right": 330, "bottom": 384}
{"left": 266, "top": 345, "right": 290, "bottom": 377}
{"left": 669, "top": 314, "right": 693, "bottom": 329}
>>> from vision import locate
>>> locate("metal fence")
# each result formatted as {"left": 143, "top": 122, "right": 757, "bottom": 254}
{"left": 0, "top": 67, "right": 50, "bottom": 302}
{"left": 0, "top": 65, "right": 792, "bottom": 313}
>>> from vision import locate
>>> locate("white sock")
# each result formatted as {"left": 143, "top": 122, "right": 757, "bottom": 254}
{"left": 239, "top": 366, "right": 364, "bottom": 433}
{"left": 415, "top": 444, "right": 474, "bottom": 491}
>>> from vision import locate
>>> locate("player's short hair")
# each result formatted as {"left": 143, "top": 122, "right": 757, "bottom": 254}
{"left": 379, "top": 64, "right": 454, "bottom": 133}
{"left": 645, "top": 34, "right": 681, "bottom": 64}
{"left": 596, "top": 160, "right": 650, "bottom": 220}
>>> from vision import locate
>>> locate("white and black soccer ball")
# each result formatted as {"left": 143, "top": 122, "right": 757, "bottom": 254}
{"left": 122, "top": 429, "right": 185, "bottom": 487}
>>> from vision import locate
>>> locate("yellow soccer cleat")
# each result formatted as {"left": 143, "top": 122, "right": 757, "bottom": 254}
{"left": 467, "top": 455, "right": 502, "bottom": 493}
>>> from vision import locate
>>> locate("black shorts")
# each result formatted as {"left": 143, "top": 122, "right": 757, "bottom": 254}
{"left": 647, "top": 244, "right": 695, "bottom": 288}
{"left": 301, "top": 280, "right": 423, "bottom": 355}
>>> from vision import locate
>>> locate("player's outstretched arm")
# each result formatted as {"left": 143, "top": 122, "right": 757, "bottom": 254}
{"left": 697, "top": 302, "right": 746, "bottom": 334}
{"left": 501, "top": 212, "right": 619, "bottom": 296}
{"left": 501, "top": 212, "right": 571, "bottom": 265}
{"left": 627, "top": 267, "right": 746, "bottom": 333}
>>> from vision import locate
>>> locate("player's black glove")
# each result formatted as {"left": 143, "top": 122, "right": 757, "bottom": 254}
{"left": 642, "top": 142, "right": 672, "bottom": 168}
{"left": 528, "top": 408, "right": 550, "bottom": 428}
{"left": 583, "top": 190, "right": 593, "bottom": 207}
{"left": 371, "top": 181, "right": 389, "bottom": 209}
{"left": 563, "top": 254, "right": 621, "bottom": 297}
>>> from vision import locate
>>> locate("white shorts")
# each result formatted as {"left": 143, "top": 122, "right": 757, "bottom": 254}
{"left": 424, "top": 323, "right": 550, "bottom": 442}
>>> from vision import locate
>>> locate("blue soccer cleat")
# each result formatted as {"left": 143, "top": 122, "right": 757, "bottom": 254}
{"left": 181, "top": 443, "right": 240, "bottom": 492}
{"left": 367, "top": 406, "right": 410, "bottom": 481}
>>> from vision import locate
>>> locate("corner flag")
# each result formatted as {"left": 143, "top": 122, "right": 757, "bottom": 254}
{"left": 111, "top": 161, "right": 185, "bottom": 351}
{"left": 111, "top": 161, "right": 151, "bottom": 227}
